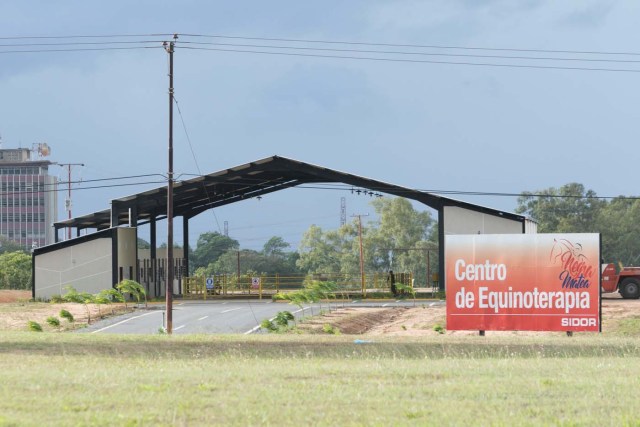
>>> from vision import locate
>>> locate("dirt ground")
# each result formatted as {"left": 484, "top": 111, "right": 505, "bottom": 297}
{"left": 0, "top": 290, "right": 128, "bottom": 331}
{"left": 1, "top": 290, "right": 638, "bottom": 334}
{"left": 0, "top": 290, "right": 31, "bottom": 303}
{"left": 295, "top": 295, "right": 640, "bottom": 336}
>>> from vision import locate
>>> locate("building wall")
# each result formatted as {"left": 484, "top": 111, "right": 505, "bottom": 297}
{"left": 443, "top": 206, "right": 523, "bottom": 235}
{"left": 116, "top": 227, "right": 137, "bottom": 282}
{"left": 34, "top": 237, "right": 113, "bottom": 299}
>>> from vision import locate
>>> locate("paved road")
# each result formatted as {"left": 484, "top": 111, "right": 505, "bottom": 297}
{"left": 81, "top": 299, "right": 445, "bottom": 335}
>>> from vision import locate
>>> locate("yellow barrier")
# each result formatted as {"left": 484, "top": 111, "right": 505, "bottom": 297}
{"left": 182, "top": 272, "right": 414, "bottom": 299}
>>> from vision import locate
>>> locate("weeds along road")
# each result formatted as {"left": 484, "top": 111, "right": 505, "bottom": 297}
{"left": 79, "top": 299, "right": 444, "bottom": 335}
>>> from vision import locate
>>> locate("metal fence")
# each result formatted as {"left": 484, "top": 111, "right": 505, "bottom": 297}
{"left": 182, "top": 272, "right": 420, "bottom": 299}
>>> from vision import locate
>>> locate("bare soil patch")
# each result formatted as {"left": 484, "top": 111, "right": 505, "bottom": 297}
{"left": 0, "top": 289, "right": 129, "bottom": 331}
{"left": 296, "top": 296, "right": 640, "bottom": 336}
{"left": 0, "top": 290, "right": 31, "bottom": 303}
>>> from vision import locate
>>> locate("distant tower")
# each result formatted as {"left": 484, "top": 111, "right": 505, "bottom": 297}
{"left": 340, "top": 197, "right": 346, "bottom": 226}
{"left": 224, "top": 221, "right": 229, "bottom": 237}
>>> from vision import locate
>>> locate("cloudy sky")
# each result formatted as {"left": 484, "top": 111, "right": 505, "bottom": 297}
{"left": 2, "top": 1, "right": 639, "bottom": 250}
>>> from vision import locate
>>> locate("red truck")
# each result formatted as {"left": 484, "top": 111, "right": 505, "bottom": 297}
{"left": 601, "top": 263, "right": 640, "bottom": 299}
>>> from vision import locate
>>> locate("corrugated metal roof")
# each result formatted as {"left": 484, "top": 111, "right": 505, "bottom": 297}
{"left": 55, "top": 155, "right": 524, "bottom": 231}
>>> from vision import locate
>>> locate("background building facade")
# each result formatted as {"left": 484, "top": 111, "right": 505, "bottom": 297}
{"left": 0, "top": 147, "right": 57, "bottom": 250}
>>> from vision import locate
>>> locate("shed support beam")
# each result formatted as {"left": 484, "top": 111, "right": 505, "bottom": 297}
{"left": 183, "top": 216, "right": 189, "bottom": 278}
{"left": 110, "top": 202, "right": 120, "bottom": 228}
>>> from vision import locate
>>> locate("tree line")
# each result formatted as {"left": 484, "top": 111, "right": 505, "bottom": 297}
{"left": 187, "top": 197, "right": 438, "bottom": 285}
{"left": 515, "top": 182, "right": 640, "bottom": 265}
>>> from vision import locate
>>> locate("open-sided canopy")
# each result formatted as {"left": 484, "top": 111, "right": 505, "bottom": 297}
{"left": 55, "top": 155, "right": 524, "bottom": 232}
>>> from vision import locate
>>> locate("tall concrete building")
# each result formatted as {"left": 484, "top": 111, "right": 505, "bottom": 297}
{"left": 0, "top": 146, "right": 57, "bottom": 250}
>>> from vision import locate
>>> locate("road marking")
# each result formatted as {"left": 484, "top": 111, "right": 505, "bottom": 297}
{"left": 221, "top": 302, "right": 228, "bottom": 305}
{"left": 382, "top": 303, "right": 389, "bottom": 307}
{"left": 174, "top": 325, "right": 186, "bottom": 331}
{"left": 352, "top": 300, "right": 360, "bottom": 304}
{"left": 244, "top": 307, "right": 307, "bottom": 335}
{"left": 197, "top": 316, "right": 208, "bottom": 321}
{"left": 429, "top": 302, "right": 437, "bottom": 307}
{"left": 221, "top": 307, "right": 242, "bottom": 314}
{"left": 396, "top": 300, "right": 402, "bottom": 303}
{"left": 90, "top": 311, "right": 160, "bottom": 334}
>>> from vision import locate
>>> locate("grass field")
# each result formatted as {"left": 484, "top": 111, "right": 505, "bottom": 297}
{"left": 1, "top": 333, "right": 640, "bottom": 426}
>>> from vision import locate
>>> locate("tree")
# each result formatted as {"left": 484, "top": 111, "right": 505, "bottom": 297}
{"left": 296, "top": 225, "right": 346, "bottom": 274}
{"left": 0, "top": 237, "right": 25, "bottom": 255}
{"left": 0, "top": 251, "right": 32, "bottom": 289}
{"left": 368, "top": 197, "right": 436, "bottom": 283}
{"left": 515, "top": 183, "right": 640, "bottom": 265}
{"left": 515, "top": 183, "right": 604, "bottom": 233}
{"left": 209, "top": 241, "right": 301, "bottom": 276}
{"left": 296, "top": 197, "right": 437, "bottom": 285}
{"left": 596, "top": 197, "right": 640, "bottom": 265}
{"left": 137, "top": 238, "right": 150, "bottom": 249}
{"left": 191, "top": 232, "right": 239, "bottom": 271}
{"left": 263, "top": 236, "right": 290, "bottom": 257}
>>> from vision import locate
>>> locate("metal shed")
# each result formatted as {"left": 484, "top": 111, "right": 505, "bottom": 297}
{"left": 45, "top": 155, "right": 527, "bottom": 295}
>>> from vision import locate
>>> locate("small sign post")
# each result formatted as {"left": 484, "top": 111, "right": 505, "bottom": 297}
{"left": 205, "top": 277, "right": 214, "bottom": 299}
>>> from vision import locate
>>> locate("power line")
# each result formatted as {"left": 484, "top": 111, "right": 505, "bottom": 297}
{"left": 173, "top": 95, "right": 222, "bottom": 234}
{"left": 177, "top": 172, "right": 640, "bottom": 200}
{"left": 0, "top": 40, "right": 165, "bottom": 48}
{"left": 179, "top": 33, "right": 640, "bottom": 57}
{"left": 3, "top": 32, "right": 639, "bottom": 57}
{"left": 0, "top": 33, "right": 173, "bottom": 40}
{"left": 0, "top": 46, "right": 162, "bottom": 55}
{"left": 3, "top": 168, "right": 639, "bottom": 201}
{"left": 179, "top": 41, "right": 640, "bottom": 65}
{"left": 180, "top": 46, "right": 640, "bottom": 73}
{"left": 0, "top": 180, "right": 166, "bottom": 197}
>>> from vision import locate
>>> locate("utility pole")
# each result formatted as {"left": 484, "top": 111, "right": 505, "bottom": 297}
{"left": 56, "top": 163, "right": 84, "bottom": 240}
{"left": 163, "top": 34, "right": 177, "bottom": 334}
{"left": 352, "top": 214, "right": 369, "bottom": 297}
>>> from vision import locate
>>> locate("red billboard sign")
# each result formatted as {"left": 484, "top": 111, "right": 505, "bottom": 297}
{"left": 445, "top": 233, "right": 600, "bottom": 332}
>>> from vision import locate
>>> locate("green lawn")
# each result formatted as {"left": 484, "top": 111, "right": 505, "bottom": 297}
{"left": 1, "top": 333, "right": 639, "bottom": 426}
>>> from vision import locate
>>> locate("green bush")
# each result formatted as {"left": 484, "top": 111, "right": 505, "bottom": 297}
{"left": 62, "top": 286, "right": 93, "bottom": 304}
{"left": 27, "top": 321, "right": 43, "bottom": 332}
{"left": 59, "top": 309, "right": 74, "bottom": 323}
{"left": 322, "top": 324, "right": 340, "bottom": 335}
{"left": 275, "top": 311, "right": 294, "bottom": 327}
{"left": 260, "top": 319, "right": 277, "bottom": 332}
{"left": 433, "top": 324, "right": 445, "bottom": 334}
{"left": 49, "top": 295, "right": 64, "bottom": 303}
{"left": 46, "top": 316, "right": 60, "bottom": 328}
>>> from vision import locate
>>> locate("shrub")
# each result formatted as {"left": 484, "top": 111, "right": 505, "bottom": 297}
{"left": 49, "top": 295, "right": 64, "bottom": 304}
{"left": 433, "top": 324, "right": 445, "bottom": 334}
{"left": 322, "top": 324, "right": 340, "bottom": 335}
{"left": 27, "top": 321, "right": 43, "bottom": 332}
{"left": 260, "top": 319, "right": 277, "bottom": 332}
{"left": 116, "top": 280, "right": 146, "bottom": 308}
{"left": 275, "top": 311, "right": 295, "bottom": 327}
{"left": 46, "top": 316, "right": 60, "bottom": 328}
{"left": 62, "top": 285, "right": 93, "bottom": 304}
{"left": 59, "top": 309, "right": 74, "bottom": 323}
{"left": 272, "top": 293, "right": 288, "bottom": 301}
